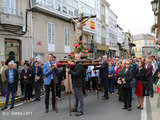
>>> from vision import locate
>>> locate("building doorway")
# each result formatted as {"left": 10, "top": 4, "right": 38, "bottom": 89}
{"left": 5, "top": 39, "right": 21, "bottom": 67}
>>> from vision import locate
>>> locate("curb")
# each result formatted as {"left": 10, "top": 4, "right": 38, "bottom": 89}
{"left": 0, "top": 96, "right": 24, "bottom": 108}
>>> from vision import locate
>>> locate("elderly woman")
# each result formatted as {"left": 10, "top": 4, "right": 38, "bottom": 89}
{"left": 117, "top": 61, "right": 126, "bottom": 102}
{"left": 108, "top": 61, "right": 115, "bottom": 94}
{"left": 32, "top": 61, "right": 43, "bottom": 101}
{"left": 120, "top": 60, "right": 134, "bottom": 111}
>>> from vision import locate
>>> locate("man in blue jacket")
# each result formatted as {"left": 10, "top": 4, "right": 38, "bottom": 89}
{"left": 1, "top": 62, "right": 18, "bottom": 111}
{"left": 44, "top": 53, "right": 59, "bottom": 113}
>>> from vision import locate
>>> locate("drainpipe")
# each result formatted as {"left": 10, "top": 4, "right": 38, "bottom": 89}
{"left": 30, "top": 0, "right": 33, "bottom": 58}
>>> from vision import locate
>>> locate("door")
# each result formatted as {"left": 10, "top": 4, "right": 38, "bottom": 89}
{"left": 5, "top": 39, "right": 21, "bottom": 67}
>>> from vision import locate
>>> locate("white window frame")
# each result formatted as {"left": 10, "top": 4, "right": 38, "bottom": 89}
{"left": 47, "top": 22, "right": 55, "bottom": 52}
{"left": 64, "top": 27, "right": 70, "bottom": 53}
{"left": 4, "top": 0, "right": 17, "bottom": 15}
{"left": 101, "top": 4, "right": 105, "bottom": 16}
{"left": 97, "top": 23, "right": 101, "bottom": 44}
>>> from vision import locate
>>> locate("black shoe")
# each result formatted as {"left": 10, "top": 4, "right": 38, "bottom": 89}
{"left": 71, "top": 108, "right": 77, "bottom": 112}
{"left": 136, "top": 105, "right": 141, "bottom": 109}
{"left": 102, "top": 95, "right": 105, "bottom": 97}
{"left": 10, "top": 106, "right": 14, "bottom": 109}
{"left": 151, "top": 95, "right": 153, "bottom": 98}
{"left": 102, "top": 97, "right": 109, "bottom": 100}
{"left": 53, "top": 107, "right": 56, "bottom": 111}
{"left": 127, "top": 108, "right": 132, "bottom": 111}
{"left": 45, "top": 109, "right": 49, "bottom": 113}
{"left": 34, "top": 99, "right": 38, "bottom": 101}
{"left": 140, "top": 107, "right": 143, "bottom": 110}
{"left": 75, "top": 112, "right": 83, "bottom": 116}
{"left": 1, "top": 107, "right": 7, "bottom": 111}
{"left": 122, "top": 107, "right": 127, "bottom": 109}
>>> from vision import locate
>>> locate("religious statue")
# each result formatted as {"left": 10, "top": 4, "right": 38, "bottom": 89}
{"left": 71, "top": 15, "right": 92, "bottom": 44}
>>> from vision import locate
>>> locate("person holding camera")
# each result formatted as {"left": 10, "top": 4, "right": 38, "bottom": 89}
{"left": 44, "top": 53, "right": 59, "bottom": 113}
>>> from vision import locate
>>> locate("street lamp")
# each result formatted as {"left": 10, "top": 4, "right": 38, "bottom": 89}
{"left": 151, "top": 0, "right": 160, "bottom": 16}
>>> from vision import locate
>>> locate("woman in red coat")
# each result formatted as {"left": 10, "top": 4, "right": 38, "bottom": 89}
{"left": 135, "top": 61, "right": 147, "bottom": 110}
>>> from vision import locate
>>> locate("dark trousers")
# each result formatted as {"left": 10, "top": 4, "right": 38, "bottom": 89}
{"left": 24, "top": 84, "right": 32, "bottom": 100}
{"left": 108, "top": 77, "right": 114, "bottom": 93}
{"left": 20, "top": 79, "right": 24, "bottom": 95}
{"left": 30, "top": 84, "right": 33, "bottom": 98}
{"left": 91, "top": 77, "right": 97, "bottom": 90}
{"left": 115, "top": 78, "right": 117, "bottom": 88}
{"left": 56, "top": 83, "right": 61, "bottom": 98}
{"left": 86, "top": 78, "right": 91, "bottom": 91}
{"left": 147, "top": 76, "right": 154, "bottom": 96}
{"left": 123, "top": 87, "right": 132, "bottom": 108}
{"left": 118, "top": 84, "right": 123, "bottom": 102}
{"left": 5, "top": 83, "right": 16, "bottom": 107}
{"left": 35, "top": 81, "right": 41, "bottom": 100}
{"left": 102, "top": 78, "right": 109, "bottom": 98}
{"left": 74, "top": 87, "right": 83, "bottom": 113}
{"left": 0, "top": 75, "right": 7, "bottom": 96}
{"left": 45, "top": 80, "right": 55, "bottom": 109}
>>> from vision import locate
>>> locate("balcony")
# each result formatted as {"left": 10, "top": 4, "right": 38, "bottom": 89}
{"left": 0, "top": 6, "right": 23, "bottom": 27}
{"left": 32, "top": 0, "right": 79, "bottom": 20}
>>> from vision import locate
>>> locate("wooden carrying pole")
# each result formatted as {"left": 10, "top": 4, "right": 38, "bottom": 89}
{"left": 83, "top": 69, "right": 87, "bottom": 97}
{"left": 53, "top": 70, "right": 58, "bottom": 113}
{"left": 68, "top": 72, "right": 72, "bottom": 116}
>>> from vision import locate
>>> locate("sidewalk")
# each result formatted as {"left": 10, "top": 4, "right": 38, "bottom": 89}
{"left": 149, "top": 85, "right": 160, "bottom": 120}
{"left": 0, "top": 84, "right": 25, "bottom": 107}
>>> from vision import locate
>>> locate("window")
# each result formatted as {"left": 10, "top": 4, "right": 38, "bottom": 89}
{"left": 145, "top": 40, "right": 147, "bottom": 45}
{"left": 4, "top": 0, "right": 17, "bottom": 15}
{"left": 149, "top": 40, "right": 151, "bottom": 45}
{"left": 47, "top": 22, "right": 55, "bottom": 52}
{"left": 56, "top": 0, "right": 61, "bottom": 11}
{"left": 139, "top": 41, "right": 141, "bottom": 45}
{"left": 68, "top": 6, "right": 73, "bottom": 16}
{"left": 97, "top": 24, "right": 101, "bottom": 43}
{"left": 106, "top": 28, "right": 109, "bottom": 44}
{"left": 139, "top": 48, "right": 141, "bottom": 52}
{"left": 135, "top": 48, "right": 137, "bottom": 52}
{"left": 46, "top": 0, "right": 54, "bottom": 9}
{"left": 102, "top": 27, "right": 105, "bottom": 38}
{"left": 101, "top": 4, "right": 105, "bottom": 15}
{"left": 135, "top": 42, "right": 137, "bottom": 45}
{"left": 64, "top": 27, "right": 70, "bottom": 53}
{"left": 148, "top": 48, "right": 150, "bottom": 53}
{"left": 84, "top": 35, "right": 88, "bottom": 43}
{"left": 62, "top": 0, "right": 67, "bottom": 14}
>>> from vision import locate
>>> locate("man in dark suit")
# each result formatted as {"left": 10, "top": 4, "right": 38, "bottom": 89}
{"left": 96, "top": 55, "right": 109, "bottom": 100}
{"left": 1, "top": 62, "right": 19, "bottom": 111}
{"left": 145, "top": 59, "right": 154, "bottom": 97}
{"left": 67, "top": 54, "right": 84, "bottom": 116}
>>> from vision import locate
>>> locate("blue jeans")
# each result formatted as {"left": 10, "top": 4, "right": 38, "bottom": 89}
{"left": 5, "top": 83, "right": 16, "bottom": 107}
{"left": 108, "top": 77, "right": 114, "bottom": 93}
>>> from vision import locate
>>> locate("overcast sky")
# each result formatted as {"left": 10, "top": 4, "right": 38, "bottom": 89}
{"left": 107, "top": 0, "right": 155, "bottom": 35}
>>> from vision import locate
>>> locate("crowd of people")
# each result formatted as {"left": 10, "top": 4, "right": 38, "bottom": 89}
{"left": 1, "top": 54, "right": 160, "bottom": 116}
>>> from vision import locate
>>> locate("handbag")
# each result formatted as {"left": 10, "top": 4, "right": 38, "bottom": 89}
{"left": 130, "top": 78, "right": 137, "bottom": 88}
{"left": 60, "top": 82, "right": 65, "bottom": 91}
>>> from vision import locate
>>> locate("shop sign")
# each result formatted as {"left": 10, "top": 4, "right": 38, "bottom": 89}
{"left": 97, "top": 46, "right": 109, "bottom": 51}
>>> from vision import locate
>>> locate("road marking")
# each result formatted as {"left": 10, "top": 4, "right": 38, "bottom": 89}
{"left": 141, "top": 97, "right": 147, "bottom": 120}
